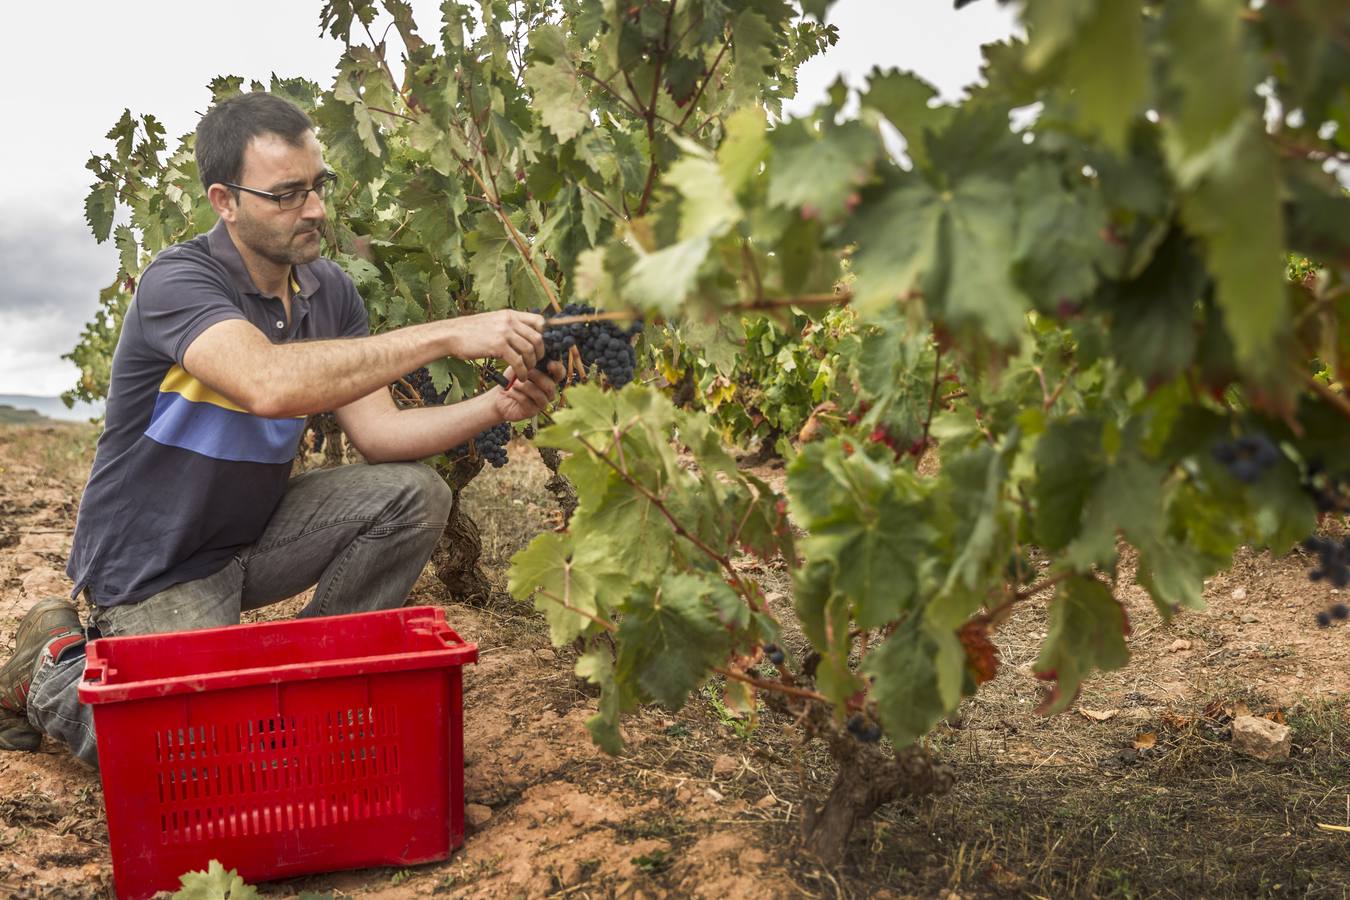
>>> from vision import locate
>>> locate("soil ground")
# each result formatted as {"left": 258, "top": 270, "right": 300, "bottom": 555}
{"left": 0, "top": 422, "right": 1346, "bottom": 899}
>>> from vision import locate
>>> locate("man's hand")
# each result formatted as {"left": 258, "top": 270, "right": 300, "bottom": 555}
{"left": 445, "top": 310, "right": 547, "bottom": 381}
{"left": 494, "top": 362, "right": 565, "bottom": 422}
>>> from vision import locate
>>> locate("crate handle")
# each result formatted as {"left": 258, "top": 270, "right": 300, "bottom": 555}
{"left": 407, "top": 614, "right": 464, "bottom": 647}
{"left": 82, "top": 660, "right": 112, "bottom": 686}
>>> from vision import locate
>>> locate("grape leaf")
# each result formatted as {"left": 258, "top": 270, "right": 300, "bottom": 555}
{"left": 1033, "top": 417, "right": 1105, "bottom": 551}
{"left": 666, "top": 142, "right": 741, "bottom": 241}
{"left": 623, "top": 237, "right": 710, "bottom": 315}
{"left": 84, "top": 182, "right": 116, "bottom": 244}
{"left": 1027, "top": 0, "right": 1147, "bottom": 151}
{"left": 574, "top": 647, "right": 629, "bottom": 754}
{"left": 717, "top": 104, "right": 770, "bottom": 194}
{"left": 524, "top": 59, "right": 590, "bottom": 144}
{"left": 509, "top": 532, "right": 608, "bottom": 644}
{"left": 859, "top": 68, "right": 951, "bottom": 171}
{"left": 1173, "top": 117, "right": 1287, "bottom": 371}
{"left": 1033, "top": 575, "right": 1130, "bottom": 713}
{"left": 171, "top": 860, "right": 260, "bottom": 900}
{"left": 788, "top": 440, "right": 931, "bottom": 627}
{"left": 863, "top": 615, "right": 964, "bottom": 748}
{"left": 767, "top": 119, "right": 878, "bottom": 222}
{"left": 615, "top": 573, "right": 733, "bottom": 710}
{"left": 467, "top": 214, "right": 512, "bottom": 309}
{"left": 1094, "top": 228, "right": 1204, "bottom": 382}
{"left": 729, "top": 10, "right": 777, "bottom": 108}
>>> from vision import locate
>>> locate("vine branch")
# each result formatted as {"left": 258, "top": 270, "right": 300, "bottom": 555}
{"left": 715, "top": 666, "right": 829, "bottom": 704}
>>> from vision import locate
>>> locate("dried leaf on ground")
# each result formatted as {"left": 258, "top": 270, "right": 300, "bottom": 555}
{"left": 1132, "top": 731, "right": 1157, "bottom": 750}
{"left": 1077, "top": 707, "right": 1118, "bottom": 722}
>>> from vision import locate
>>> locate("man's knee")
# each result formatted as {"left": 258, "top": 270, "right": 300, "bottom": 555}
{"left": 384, "top": 463, "right": 453, "bottom": 526}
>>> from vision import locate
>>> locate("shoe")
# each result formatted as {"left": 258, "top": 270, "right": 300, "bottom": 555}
{"left": 0, "top": 597, "right": 84, "bottom": 715}
{"left": 0, "top": 709, "right": 40, "bottom": 752}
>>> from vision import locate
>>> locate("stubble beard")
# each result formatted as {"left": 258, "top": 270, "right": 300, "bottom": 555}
{"left": 236, "top": 207, "right": 324, "bottom": 267}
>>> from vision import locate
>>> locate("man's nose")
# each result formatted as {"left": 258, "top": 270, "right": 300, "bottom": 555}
{"left": 300, "top": 186, "right": 326, "bottom": 219}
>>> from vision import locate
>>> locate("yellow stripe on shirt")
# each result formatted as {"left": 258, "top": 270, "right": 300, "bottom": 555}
{"left": 159, "top": 365, "right": 305, "bottom": 420}
{"left": 159, "top": 364, "right": 249, "bottom": 412}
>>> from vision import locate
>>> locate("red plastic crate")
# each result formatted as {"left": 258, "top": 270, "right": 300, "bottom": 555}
{"left": 77, "top": 606, "right": 478, "bottom": 900}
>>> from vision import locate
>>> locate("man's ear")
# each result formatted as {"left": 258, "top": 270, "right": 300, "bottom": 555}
{"left": 207, "top": 184, "right": 237, "bottom": 222}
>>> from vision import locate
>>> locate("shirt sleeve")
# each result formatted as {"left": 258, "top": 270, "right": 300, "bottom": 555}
{"left": 134, "top": 251, "right": 247, "bottom": 365}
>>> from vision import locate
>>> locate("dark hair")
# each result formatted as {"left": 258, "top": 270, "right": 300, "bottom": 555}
{"left": 195, "top": 92, "right": 314, "bottom": 192}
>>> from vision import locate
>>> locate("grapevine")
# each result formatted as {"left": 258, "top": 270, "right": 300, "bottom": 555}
{"left": 68, "top": 0, "right": 1350, "bottom": 863}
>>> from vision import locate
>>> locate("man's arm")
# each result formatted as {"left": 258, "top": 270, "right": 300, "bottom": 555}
{"left": 181, "top": 310, "right": 546, "bottom": 419}
{"left": 335, "top": 366, "right": 565, "bottom": 463}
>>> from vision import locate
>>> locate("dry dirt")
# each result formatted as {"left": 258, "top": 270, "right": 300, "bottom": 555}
{"left": 0, "top": 422, "right": 1347, "bottom": 899}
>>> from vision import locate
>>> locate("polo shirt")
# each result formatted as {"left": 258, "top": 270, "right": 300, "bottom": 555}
{"left": 66, "top": 220, "right": 369, "bottom": 607}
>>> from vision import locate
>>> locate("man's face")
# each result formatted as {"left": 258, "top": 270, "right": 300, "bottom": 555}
{"left": 231, "top": 130, "right": 328, "bottom": 268}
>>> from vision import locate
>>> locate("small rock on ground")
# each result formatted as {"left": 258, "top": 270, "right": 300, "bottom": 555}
{"left": 1231, "top": 715, "right": 1291, "bottom": 762}
{"left": 711, "top": 754, "right": 738, "bottom": 777}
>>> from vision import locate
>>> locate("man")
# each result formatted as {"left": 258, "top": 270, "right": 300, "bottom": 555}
{"left": 0, "top": 92, "right": 563, "bottom": 766}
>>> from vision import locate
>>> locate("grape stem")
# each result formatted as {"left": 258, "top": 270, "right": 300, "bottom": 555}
{"left": 546, "top": 310, "right": 640, "bottom": 328}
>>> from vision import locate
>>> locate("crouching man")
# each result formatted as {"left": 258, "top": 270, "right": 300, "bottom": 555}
{"left": 0, "top": 92, "right": 562, "bottom": 766}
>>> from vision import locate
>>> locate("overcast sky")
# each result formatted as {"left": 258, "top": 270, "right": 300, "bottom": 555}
{"left": 0, "top": 1, "right": 1017, "bottom": 397}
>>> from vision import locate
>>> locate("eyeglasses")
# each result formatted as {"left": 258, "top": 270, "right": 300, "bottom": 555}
{"left": 223, "top": 171, "right": 338, "bottom": 210}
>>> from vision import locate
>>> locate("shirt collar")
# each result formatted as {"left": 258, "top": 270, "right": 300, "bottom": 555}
{"left": 206, "top": 219, "right": 320, "bottom": 301}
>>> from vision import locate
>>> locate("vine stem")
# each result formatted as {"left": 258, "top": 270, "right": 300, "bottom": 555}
{"left": 578, "top": 69, "right": 646, "bottom": 119}
{"left": 578, "top": 182, "right": 626, "bottom": 221}
{"left": 1305, "top": 373, "right": 1350, "bottom": 421}
{"left": 534, "top": 589, "right": 617, "bottom": 632}
{"left": 677, "top": 41, "right": 729, "bottom": 130}
{"left": 546, "top": 310, "right": 640, "bottom": 327}
{"left": 636, "top": 0, "right": 678, "bottom": 216}
{"left": 743, "top": 290, "right": 856, "bottom": 310}
{"left": 921, "top": 343, "right": 944, "bottom": 452}
{"left": 982, "top": 570, "right": 1074, "bottom": 625}
{"left": 453, "top": 141, "right": 563, "bottom": 313}
{"left": 714, "top": 666, "right": 830, "bottom": 704}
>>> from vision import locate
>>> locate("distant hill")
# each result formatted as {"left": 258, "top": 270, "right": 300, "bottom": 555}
{"left": 0, "top": 395, "right": 103, "bottom": 423}
{"left": 0, "top": 404, "right": 51, "bottom": 424}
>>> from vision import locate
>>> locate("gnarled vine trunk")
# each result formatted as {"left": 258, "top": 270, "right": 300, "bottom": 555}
{"left": 767, "top": 693, "right": 954, "bottom": 864}
{"left": 431, "top": 500, "right": 493, "bottom": 604}
{"left": 535, "top": 445, "right": 578, "bottom": 526}
{"left": 430, "top": 456, "right": 493, "bottom": 605}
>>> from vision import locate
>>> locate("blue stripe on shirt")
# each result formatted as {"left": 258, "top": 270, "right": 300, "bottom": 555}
{"left": 144, "top": 391, "right": 305, "bottom": 464}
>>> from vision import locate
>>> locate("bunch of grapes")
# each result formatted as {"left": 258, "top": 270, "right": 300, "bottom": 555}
{"left": 402, "top": 367, "right": 449, "bottom": 406}
{"left": 1302, "top": 460, "right": 1350, "bottom": 513}
{"left": 452, "top": 421, "right": 512, "bottom": 468}
{"left": 304, "top": 412, "right": 336, "bottom": 455}
{"left": 1301, "top": 535, "right": 1350, "bottom": 587}
{"left": 538, "top": 303, "right": 643, "bottom": 389}
{"left": 1211, "top": 432, "right": 1279, "bottom": 484}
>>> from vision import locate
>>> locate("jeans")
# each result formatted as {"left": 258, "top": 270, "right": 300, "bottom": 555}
{"left": 28, "top": 462, "right": 453, "bottom": 769}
